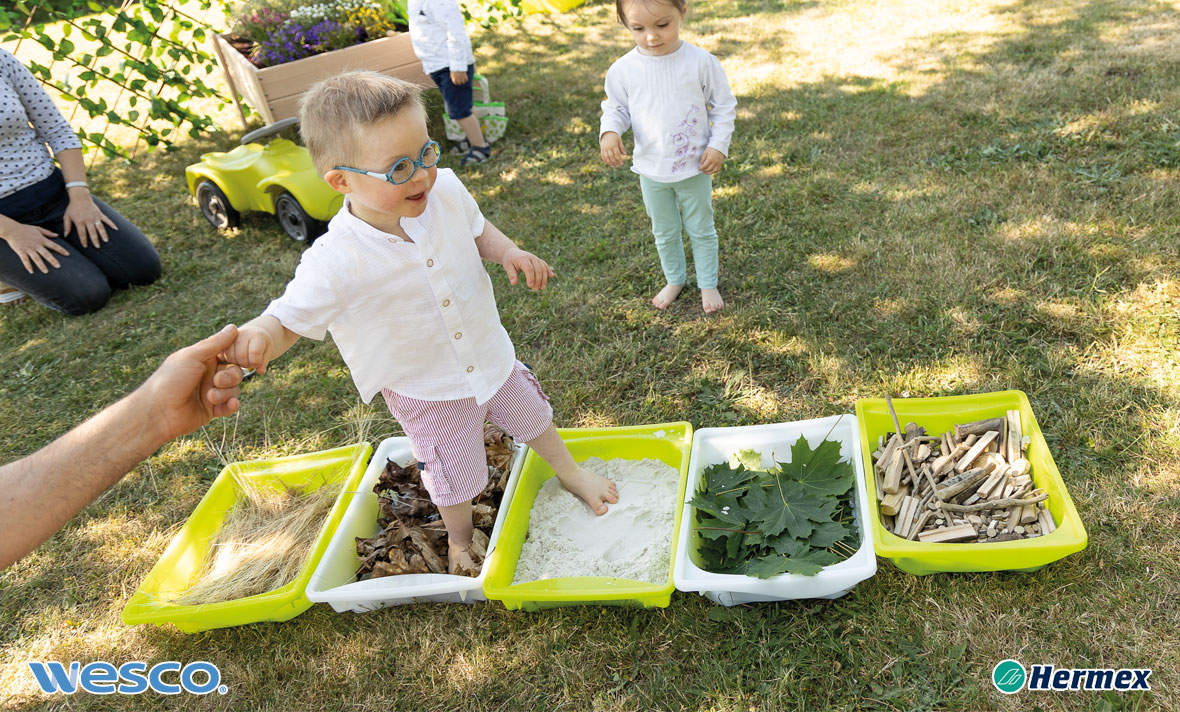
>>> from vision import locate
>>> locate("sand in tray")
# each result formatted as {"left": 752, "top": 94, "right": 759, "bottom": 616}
{"left": 512, "top": 457, "right": 679, "bottom": 585}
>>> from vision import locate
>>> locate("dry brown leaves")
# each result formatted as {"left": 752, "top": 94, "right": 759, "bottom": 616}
{"left": 355, "top": 423, "right": 515, "bottom": 579}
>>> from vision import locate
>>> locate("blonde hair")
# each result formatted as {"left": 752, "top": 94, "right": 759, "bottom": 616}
{"left": 298, "top": 70, "right": 425, "bottom": 175}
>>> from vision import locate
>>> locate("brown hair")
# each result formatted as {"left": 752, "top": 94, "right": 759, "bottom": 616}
{"left": 298, "top": 70, "right": 425, "bottom": 175}
{"left": 616, "top": 0, "right": 686, "bottom": 25}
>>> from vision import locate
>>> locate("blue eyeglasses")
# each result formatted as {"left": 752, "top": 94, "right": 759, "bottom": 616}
{"left": 334, "top": 140, "right": 441, "bottom": 185}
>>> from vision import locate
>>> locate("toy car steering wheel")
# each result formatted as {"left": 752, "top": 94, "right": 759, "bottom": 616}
{"left": 240, "top": 117, "right": 300, "bottom": 146}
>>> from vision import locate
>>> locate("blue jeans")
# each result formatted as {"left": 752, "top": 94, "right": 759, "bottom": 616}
{"left": 0, "top": 169, "right": 160, "bottom": 315}
{"left": 639, "top": 173, "right": 719, "bottom": 289}
{"left": 430, "top": 63, "right": 476, "bottom": 120}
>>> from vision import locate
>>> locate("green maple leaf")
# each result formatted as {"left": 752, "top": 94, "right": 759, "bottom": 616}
{"left": 689, "top": 491, "right": 746, "bottom": 526}
{"left": 775, "top": 435, "right": 855, "bottom": 498}
{"left": 749, "top": 478, "right": 829, "bottom": 539}
{"left": 806, "top": 520, "right": 852, "bottom": 549}
{"left": 729, "top": 448, "right": 762, "bottom": 470}
{"left": 765, "top": 530, "right": 808, "bottom": 558}
{"left": 700, "top": 462, "right": 759, "bottom": 495}
{"left": 693, "top": 439, "right": 861, "bottom": 578}
{"left": 744, "top": 554, "right": 825, "bottom": 579}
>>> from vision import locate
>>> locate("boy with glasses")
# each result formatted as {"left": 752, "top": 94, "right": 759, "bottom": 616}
{"left": 218, "top": 71, "right": 617, "bottom": 573}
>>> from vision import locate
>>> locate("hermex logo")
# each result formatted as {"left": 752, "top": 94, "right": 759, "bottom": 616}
{"left": 991, "top": 659, "right": 1152, "bottom": 694}
{"left": 992, "top": 659, "right": 1026, "bottom": 694}
{"left": 27, "top": 660, "right": 227, "bottom": 695}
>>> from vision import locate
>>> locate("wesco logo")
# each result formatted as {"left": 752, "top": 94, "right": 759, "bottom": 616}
{"left": 27, "top": 661, "right": 228, "bottom": 695}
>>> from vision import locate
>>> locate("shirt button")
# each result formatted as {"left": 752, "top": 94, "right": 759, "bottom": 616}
{"left": 426, "top": 259, "right": 434, "bottom": 267}
{"left": 466, "top": 366, "right": 474, "bottom": 373}
{"left": 442, "top": 299, "right": 450, "bottom": 307}
{"left": 387, "top": 238, "right": 397, "bottom": 244}
{"left": 454, "top": 332, "right": 462, "bottom": 340}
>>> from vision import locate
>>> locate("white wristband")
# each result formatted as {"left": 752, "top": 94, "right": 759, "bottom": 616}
{"left": 64, "top": 181, "right": 88, "bottom": 190}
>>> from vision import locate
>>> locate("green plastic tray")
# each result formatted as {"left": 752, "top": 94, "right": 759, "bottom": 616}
{"left": 121, "top": 443, "right": 372, "bottom": 632}
{"left": 855, "top": 391, "right": 1087, "bottom": 575}
{"left": 482, "top": 423, "right": 692, "bottom": 611}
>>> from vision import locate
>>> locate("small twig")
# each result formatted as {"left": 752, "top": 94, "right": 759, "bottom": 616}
{"left": 938, "top": 490, "right": 1048, "bottom": 512}
{"left": 885, "top": 393, "right": 904, "bottom": 438}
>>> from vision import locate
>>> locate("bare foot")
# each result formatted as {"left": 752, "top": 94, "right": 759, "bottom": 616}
{"left": 701, "top": 288, "right": 725, "bottom": 313}
{"left": 556, "top": 466, "right": 619, "bottom": 515}
{"left": 652, "top": 283, "right": 685, "bottom": 310}
{"left": 447, "top": 530, "right": 489, "bottom": 576}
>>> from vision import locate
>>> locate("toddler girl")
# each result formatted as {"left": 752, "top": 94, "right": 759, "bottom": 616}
{"left": 599, "top": 0, "right": 736, "bottom": 313}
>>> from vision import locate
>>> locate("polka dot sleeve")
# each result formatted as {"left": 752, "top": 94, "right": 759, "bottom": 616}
{"left": 0, "top": 48, "right": 82, "bottom": 199}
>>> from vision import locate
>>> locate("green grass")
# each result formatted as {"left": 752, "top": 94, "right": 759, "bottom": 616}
{"left": 3, "top": 0, "right": 1180, "bottom": 708}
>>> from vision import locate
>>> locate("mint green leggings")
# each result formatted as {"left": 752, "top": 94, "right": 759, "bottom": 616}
{"left": 639, "top": 173, "right": 719, "bottom": 290}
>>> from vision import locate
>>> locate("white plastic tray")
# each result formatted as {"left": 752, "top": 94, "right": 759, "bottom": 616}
{"left": 306, "top": 436, "right": 524, "bottom": 611}
{"left": 672, "top": 415, "right": 877, "bottom": 606}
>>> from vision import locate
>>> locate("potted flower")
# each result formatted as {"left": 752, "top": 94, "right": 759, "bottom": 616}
{"left": 212, "top": 0, "right": 430, "bottom": 127}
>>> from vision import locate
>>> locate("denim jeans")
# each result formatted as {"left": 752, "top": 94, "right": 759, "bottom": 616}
{"left": 0, "top": 170, "right": 160, "bottom": 315}
{"left": 639, "top": 172, "right": 719, "bottom": 289}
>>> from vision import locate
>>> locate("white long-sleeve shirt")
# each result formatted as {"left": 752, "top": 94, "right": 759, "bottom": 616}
{"left": 407, "top": 0, "right": 475, "bottom": 74}
{"left": 600, "top": 41, "right": 737, "bottom": 183}
{"left": 262, "top": 169, "right": 515, "bottom": 404}
{"left": 0, "top": 49, "right": 82, "bottom": 199}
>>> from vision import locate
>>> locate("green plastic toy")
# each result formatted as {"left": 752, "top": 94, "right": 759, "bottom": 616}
{"left": 186, "top": 118, "right": 343, "bottom": 243}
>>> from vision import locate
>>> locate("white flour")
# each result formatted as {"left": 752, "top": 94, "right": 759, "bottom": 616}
{"left": 512, "top": 457, "right": 679, "bottom": 585}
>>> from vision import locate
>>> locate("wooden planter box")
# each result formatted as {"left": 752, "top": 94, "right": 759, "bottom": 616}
{"left": 212, "top": 32, "right": 431, "bottom": 128}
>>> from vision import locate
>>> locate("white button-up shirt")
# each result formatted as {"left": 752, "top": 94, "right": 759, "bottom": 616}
{"left": 262, "top": 169, "right": 515, "bottom": 404}
{"left": 407, "top": 0, "right": 475, "bottom": 75}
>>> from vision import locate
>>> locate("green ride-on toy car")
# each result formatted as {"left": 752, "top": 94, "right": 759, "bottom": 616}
{"left": 186, "top": 118, "right": 342, "bottom": 243}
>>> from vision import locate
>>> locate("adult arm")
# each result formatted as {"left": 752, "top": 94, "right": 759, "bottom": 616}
{"left": 0, "top": 325, "right": 244, "bottom": 570}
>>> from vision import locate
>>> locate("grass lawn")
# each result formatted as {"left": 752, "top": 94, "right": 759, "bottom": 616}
{"left": 2, "top": 0, "right": 1179, "bottom": 708}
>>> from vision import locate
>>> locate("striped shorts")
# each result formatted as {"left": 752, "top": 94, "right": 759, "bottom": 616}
{"left": 381, "top": 361, "right": 553, "bottom": 506}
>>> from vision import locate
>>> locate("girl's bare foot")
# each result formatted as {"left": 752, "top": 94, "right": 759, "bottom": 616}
{"left": 701, "top": 288, "right": 725, "bottom": 313}
{"left": 556, "top": 467, "right": 619, "bottom": 515}
{"left": 652, "top": 283, "right": 685, "bottom": 309}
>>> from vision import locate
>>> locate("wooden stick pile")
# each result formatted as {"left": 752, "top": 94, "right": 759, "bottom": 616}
{"left": 871, "top": 406, "right": 1057, "bottom": 544}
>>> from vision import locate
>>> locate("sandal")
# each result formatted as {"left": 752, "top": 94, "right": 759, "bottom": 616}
{"left": 460, "top": 144, "right": 491, "bottom": 167}
{"left": 448, "top": 138, "right": 471, "bottom": 156}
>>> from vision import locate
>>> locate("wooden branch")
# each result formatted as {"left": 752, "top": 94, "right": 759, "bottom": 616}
{"left": 918, "top": 523, "right": 977, "bottom": 543}
{"left": 955, "top": 417, "right": 1006, "bottom": 439}
{"left": 955, "top": 430, "right": 999, "bottom": 472}
{"left": 938, "top": 490, "right": 1048, "bottom": 513}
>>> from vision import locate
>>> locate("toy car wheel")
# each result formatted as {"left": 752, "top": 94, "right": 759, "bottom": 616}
{"left": 274, "top": 191, "right": 326, "bottom": 243}
{"left": 196, "top": 180, "right": 240, "bottom": 230}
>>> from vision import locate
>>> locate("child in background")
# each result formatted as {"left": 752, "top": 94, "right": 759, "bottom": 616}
{"left": 408, "top": 0, "right": 491, "bottom": 166}
{"left": 599, "top": 0, "right": 736, "bottom": 313}
{"left": 219, "top": 72, "right": 617, "bottom": 573}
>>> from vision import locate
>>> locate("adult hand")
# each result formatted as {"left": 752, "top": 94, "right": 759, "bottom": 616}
{"left": 138, "top": 325, "right": 245, "bottom": 444}
{"left": 1, "top": 222, "right": 70, "bottom": 273}
{"left": 600, "top": 132, "right": 628, "bottom": 168}
{"left": 502, "top": 247, "right": 555, "bottom": 290}
{"left": 450, "top": 70, "right": 469, "bottom": 85}
{"left": 699, "top": 148, "right": 725, "bottom": 175}
{"left": 63, "top": 191, "right": 117, "bottom": 248}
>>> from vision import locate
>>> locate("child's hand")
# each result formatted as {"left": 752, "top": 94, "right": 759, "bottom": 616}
{"left": 502, "top": 248, "right": 555, "bottom": 291}
{"left": 600, "top": 132, "right": 627, "bottom": 168}
{"left": 699, "top": 148, "right": 726, "bottom": 175}
{"left": 221, "top": 324, "right": 276, "bottom": 375}
{"left": 450, "top": 71, "right": 469, "bottom": 86}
